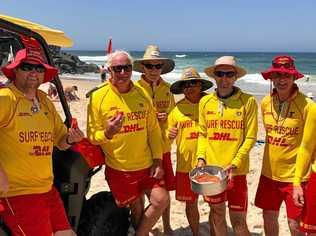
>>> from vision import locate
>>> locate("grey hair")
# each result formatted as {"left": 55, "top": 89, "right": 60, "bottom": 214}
{"left": 106, "top": 50, "right": 133, "bottom": 68}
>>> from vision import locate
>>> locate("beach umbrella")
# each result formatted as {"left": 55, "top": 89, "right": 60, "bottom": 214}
{"left": 0, "top": 14, "right": 73, "bottom": 47}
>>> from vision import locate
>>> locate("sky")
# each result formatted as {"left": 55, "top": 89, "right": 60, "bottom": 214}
{"left": 1, "top": 0, "right": 316, "bottom": 52}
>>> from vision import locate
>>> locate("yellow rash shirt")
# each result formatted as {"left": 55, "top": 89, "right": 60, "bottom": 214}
{"left": 197, "top": 88, "right": 258, "bottom": 175}
{"left": 87, "top": 82, "right": 162, "bottom": 171}
{"left": 294, "top": 103, "right": 316, "bottom": 185}
{"left": 0, "top": 84, "right": 67, "bottom": 197}
{"left": 261, "top": 90, "right": 312, "bottom": 182}
{"left": 168, "top": 97, "right": 200, "bottom": 173}
{"left": 135, "top": 75, "right": 175, "bottom": 153}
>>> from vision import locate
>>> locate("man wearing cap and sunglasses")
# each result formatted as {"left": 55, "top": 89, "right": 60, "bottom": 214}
{"left": 197, "top": 56, "right": 258, "bottom": 236}
{"left": 87, "top": 50, "right": 169, "bottom": 236}
{"left": 167, "top": 67, "right": 213, "bottom": 236}
{"left": 255, "top": 55, "right": 313, "bottom": 236}
{"left": 0, "top": 37, "right": 84, "bottom": 235}
{"left": 134, "top": 45, "right": 176, "bottom": 234}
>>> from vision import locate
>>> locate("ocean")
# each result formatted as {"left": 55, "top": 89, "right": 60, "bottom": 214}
{"left": 63, "top": 51, "right": 316, "bottom": 96}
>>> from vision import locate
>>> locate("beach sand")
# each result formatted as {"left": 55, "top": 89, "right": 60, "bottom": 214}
{"left": 47, "top": 77, "right": 290, "bottom": 236}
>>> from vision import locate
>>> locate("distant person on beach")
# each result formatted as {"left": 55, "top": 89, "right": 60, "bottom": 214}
{"left": 64, "top": 85, "right": 80, "bottom": 101}
{"left": 134, "top": 45, "right": 176, "bottom": 234}
{"left": 87, "top": 50, "right": 169, "bottom": 236}
{"left": 305, "top": 75, "right": 310, "bottom": 82}
{"left": 100, "top": 65, "right": 107, "bottom": 82}
{"left": 307, "top": 92, "right": 314, "bottom": 101}
{"left": 255, "top": 55, "right": 313, "bottom": 236}
{"left": 293, "top": 103, "right": 316, "bottom": 235}
{"left": 168, "top": 67, "right": 213, "bottom": 236}
{"left": 47, "top": 82, "right": 58, "bottom": 100}
{"left": 197, "top": 56, "right": 258, "bottom": 236}
{"left": 0, "top": 41, "right": 84, "bottom": 235}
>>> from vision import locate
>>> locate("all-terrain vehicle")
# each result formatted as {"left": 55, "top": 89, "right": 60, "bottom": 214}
{"left": 0, "top": 16, "right": 130, "bottom": 236}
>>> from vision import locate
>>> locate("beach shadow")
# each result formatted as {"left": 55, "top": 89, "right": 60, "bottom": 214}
{"left": 149, "top": 221, "right": 263, "bottom": 236}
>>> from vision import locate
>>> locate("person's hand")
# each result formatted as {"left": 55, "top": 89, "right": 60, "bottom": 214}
{"left": 67, "top": 127, "right": 85, "bottom": 144}
{"left": 104, "top": 112, "right": 124, "bottom": 139}
{"left": 150, "top": 159, "right": 164, "bottom": 179}
{"left": 293, "top": 185, "right": 304, "bottom": 208}
{"left": 196, "top": 158, "right": 206, "bottom": 168}
{"left": 157, "top": 112, "right": 168, "bottom": 123}
{"left": 0, "top": 170, "right": 9, "bottom": 194}
{"left": 168, "top": 123, "right": 178, "bottom": 140}
{"left": 224, "top": 164, "right": 236, "bottom": 181}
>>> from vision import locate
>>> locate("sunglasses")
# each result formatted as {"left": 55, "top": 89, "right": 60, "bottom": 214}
{"left": 19, "top": 63, "right": 45, "bottom": 73}
{"left": 272, "top": 62, "right": 293, "bottom": 69}
{"left": 183, "top": 80, "right": 199, "bottom": 88}
{"left": 142, "top": 63, "right": 163, "bottom": 70}
{"left": 110, "top": 64, "right": 132, "bottom": 73}
{"left": 214, "top": 71, "right": 236, "bottom": 78}
{"left": 270, "top": 72, "right": 293, "bottom": 79}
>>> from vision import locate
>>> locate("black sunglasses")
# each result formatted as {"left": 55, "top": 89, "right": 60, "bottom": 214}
{"left": 110, "top": 64, "right": 132, "bottom": 73}
{"left": 142, "top": 63, "right": 163, "bottom": 70}
{"left": 214, "top": 71, "right": 236, "bottom": 78}
{"left": 183, "top": 80, "right": 199, "bottom": 88}
{"left": 272, "top": 62, "right": 293, "bottom": 69}
{"left": 19, "top": 63, "right": 45, "bottom": 73}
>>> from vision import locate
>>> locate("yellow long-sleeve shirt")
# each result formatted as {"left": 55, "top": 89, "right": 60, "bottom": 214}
{"left": 0, "top": 84, "right": 67, "bottom": 197}
{"left": 135, "top": 76, "right": 175, "bottom": 153}
{"left": 261, "top": 90, "right": 312, "bottom": 182}
{"left": 294, "top": 103, "right": 316, "bottom": 185}
{"left": 87, "top": 82, "right": 162, "bottom": 171}
{"left": 168, "top": 97, "right": 200, "bottom": 173}
{"left": 197, "top": 88, "right": 258, "bottom": 175}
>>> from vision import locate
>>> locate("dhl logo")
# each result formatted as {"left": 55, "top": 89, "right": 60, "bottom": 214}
{"left": 266, "top": 135, "right": 289, "bottom": 146}
{"left": 119, "top": 124, "right": 144, "bottom": 133}
{"left": 209, "top": 132, "right": 237, "bottom": 141}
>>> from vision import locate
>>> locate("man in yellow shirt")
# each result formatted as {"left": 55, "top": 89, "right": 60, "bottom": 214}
{"left": 168, "top": 67, "right": 213, "bottom": 236}
{"left": 134, "top": 45, "right": 176, "bottom": 234}
{"left": 255, "top": 55, "right": 312, "bottom": 236}
{"left": 197, "top": 56, "right": 258, "bottom": 236}
{"left": 293, "top": 103, "right": 316, "bottom": 235}
{"left": 87, "top": 50, "right": 169, "bottom": 236}
{"left": 0, "top": 39, "right": 84, "bottom": 235}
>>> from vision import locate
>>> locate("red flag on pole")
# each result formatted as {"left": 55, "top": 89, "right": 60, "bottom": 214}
{"left": 107, "top": 38, "right": 112, "bottom": 55}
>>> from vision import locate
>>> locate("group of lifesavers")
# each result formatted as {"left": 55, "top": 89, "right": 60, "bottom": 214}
{"left": 0, "top": 39, "right": 315, "bottom": 236}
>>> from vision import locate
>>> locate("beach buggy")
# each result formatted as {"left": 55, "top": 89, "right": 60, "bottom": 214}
{"left": 0, "top": 16, "right": 130, "bottom": 236}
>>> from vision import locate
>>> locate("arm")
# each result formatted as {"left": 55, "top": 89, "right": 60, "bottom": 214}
{"left": 196, "top": 98, "right": 207, "bottom": 163}
{"left": 231, "top": 97, "right": 258, "bottom": 169}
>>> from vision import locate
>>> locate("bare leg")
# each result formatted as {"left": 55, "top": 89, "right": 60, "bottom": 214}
{"left": 130, "top": 196, "right": 145, "bottom": 229}
{"left": 229, "top": 210, "right": 250, "bottom": 236}
{"left": 263, "top": 210, "right": 279, "bottom": 236}
{"left": 54, "top": 229, "right": 76, "bottom": 236}
{"left": 162, "top": 192, "right": 173, "bottom": 234}
{"left": 185, "top": 200, "right": 200, "bottom": 236}
{"left": 209, "top": 203, "right": 227, "bottom": 236}
{"left": 288, "top": 218, "right": 305, "bottom": 236}
{"left": 135, "top": 187, "right": 169, "bottom": 236}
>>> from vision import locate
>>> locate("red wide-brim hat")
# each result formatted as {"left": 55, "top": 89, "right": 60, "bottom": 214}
{"left": 1, "top": 37, "right": 58, "bottom": 83}
{"left": 261, "top": 55, "right": 304, "bottom": 80}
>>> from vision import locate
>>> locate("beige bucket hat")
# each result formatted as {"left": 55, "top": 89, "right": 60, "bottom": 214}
{"left": 170, "top": 67, "right": 213, "bottom": 94}
{"left": 133, "top": 45, "right": 175, "bottom": 74}
{"left": 204, "top": 56, "right": 247, "bottom": 79}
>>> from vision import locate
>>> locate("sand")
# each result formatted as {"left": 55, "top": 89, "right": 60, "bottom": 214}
{"left": 46, "top": 77, "right": 290, "bottom": 236}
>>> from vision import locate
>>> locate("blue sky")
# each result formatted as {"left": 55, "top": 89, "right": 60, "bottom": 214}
{"left": 2, "top": 0, "right": 316, "bottom": 52}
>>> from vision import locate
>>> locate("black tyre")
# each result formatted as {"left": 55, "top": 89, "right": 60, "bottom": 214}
{"left": 77, "top": 191, "right": 130, "bottom": 236}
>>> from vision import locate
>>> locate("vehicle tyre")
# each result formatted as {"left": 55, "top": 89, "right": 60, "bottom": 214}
{"left": 77, "top": 191, "right": 130, "bottom": 236}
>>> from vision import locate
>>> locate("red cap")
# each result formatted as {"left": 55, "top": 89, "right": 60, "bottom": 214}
{"left": 261, "top": 55, "right": 304, "bottom": 80}
{"left": 1, "top": 37, "right": 58, "bottom": 83}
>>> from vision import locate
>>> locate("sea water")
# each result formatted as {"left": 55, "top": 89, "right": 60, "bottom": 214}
{"left": 62, "top": 51, "right": 316, "bottom": 96}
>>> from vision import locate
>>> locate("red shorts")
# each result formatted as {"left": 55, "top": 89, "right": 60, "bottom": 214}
{"left": 175, "top": 172, "right": 198, "bottom": 203}
{"left": 204, "top": 175, "right": 248, "bottom": 211}
{"left": 300, "top": 172, "right": 316, "bottom": 233}
{"left": 0, "top": 187, "right": 70, "bottom": 235}
{"left": 255, "top": 175, "right": 303, "bottom": 220}
{"left": 162, "top": 152, "right": 176, "bottom": 191}
{"left": 105, "top": 166, "right": 165, "bottom": 207}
